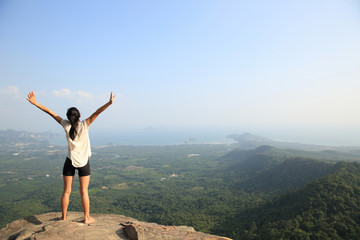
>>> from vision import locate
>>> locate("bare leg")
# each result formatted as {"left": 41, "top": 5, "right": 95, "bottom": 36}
{"left": 61, "top": 176, "right": 74, "bottom": 220}
{"left": 79, "top": 175, "right": 95, "bottom": 224}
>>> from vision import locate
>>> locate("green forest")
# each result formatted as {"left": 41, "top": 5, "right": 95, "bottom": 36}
{"left": 1, "top": 138, "right": 360, "bottom": 239}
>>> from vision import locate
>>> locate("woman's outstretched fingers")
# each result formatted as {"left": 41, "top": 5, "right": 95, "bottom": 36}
{"left": 27, "top": 92, "right": 36, "bottom": 104}
{"left": 109, "top": 92, "right": 115, "bottom": 104}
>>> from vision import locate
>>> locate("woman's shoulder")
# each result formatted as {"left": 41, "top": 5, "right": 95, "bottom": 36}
{"left": 61, "top": 119, "right": 70, "bottom": 127}
{"left": 80, "top": 120, "right": 89, "bottom": 129}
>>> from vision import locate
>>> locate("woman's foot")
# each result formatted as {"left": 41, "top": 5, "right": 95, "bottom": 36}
{"left": 84, "top": 217, "right": 96, "bottom": 224}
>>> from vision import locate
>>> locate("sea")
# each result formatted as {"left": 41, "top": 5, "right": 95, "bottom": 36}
{"left": 47, "top": 125, "right": 360, "bottom": 147}
{"left": 49, "top": 127, "right": 238, "bottom": 146}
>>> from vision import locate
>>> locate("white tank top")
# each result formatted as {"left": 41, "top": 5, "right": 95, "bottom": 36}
{"left": 61, "top": 119, "right": 91, "bottom": 167}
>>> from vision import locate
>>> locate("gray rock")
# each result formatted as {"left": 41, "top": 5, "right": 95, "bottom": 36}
{"left": 0, "top": 212, "right": 232, "bottom": 240}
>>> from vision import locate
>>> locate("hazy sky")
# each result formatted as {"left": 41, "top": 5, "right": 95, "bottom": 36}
{"left": 1, "top": 0, "right": 360, "bottom": 145}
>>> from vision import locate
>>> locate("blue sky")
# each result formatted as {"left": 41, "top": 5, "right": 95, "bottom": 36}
{"left": 1, "top": 0, "right": 360, "bottom": 145}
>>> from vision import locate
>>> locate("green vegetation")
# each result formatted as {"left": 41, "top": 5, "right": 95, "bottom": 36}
{"left": 1, "top": 140, "right": 360, "bottom": 239}
{"left": 223, "top": 162, "right": 360, "bottom": 239}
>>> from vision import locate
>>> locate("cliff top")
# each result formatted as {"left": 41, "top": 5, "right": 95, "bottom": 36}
{"left": 0, "top": 212, "right": 231, "bottom": 240}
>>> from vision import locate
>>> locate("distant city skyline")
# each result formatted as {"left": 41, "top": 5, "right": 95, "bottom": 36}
{"left": 1, "top": 1, "right": 360, "bottom": 145}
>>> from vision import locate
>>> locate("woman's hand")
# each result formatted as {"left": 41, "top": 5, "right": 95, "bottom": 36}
{"left": 27, "top": 92, "right": 37, "bottom": 105}
{"left": 109, "top": 92, "right": 115, "bottom": 104}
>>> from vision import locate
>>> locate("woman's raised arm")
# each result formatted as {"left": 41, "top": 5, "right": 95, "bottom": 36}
{"left": 86, "top": 92, "right": 115, "bottom": 126}
{"left": 27, "top": 91, "right": 63, "bottom": 125}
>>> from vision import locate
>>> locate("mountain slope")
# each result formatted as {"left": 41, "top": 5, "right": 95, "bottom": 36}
{"left": 221, "top": 146, "right": 337, "bottom": 192}
{"left": 224, "top": 161, "right": 360, "bottom": 239}
{"left": 239, "top": 158, "right": 335, "bottom": 193}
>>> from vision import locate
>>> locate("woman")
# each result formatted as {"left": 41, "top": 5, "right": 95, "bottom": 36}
{"left": 27, "top": 91, "right": 115, "bottom": 224}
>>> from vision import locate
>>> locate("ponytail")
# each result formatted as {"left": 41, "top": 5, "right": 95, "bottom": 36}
{"left": 69, "top": 122, "right": 77, "bottom": 140}
{"left": 66, "top": 107, "right": 80, "bottom": 140}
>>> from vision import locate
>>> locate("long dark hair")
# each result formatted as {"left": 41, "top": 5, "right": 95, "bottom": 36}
{"left": 66, "top": 107, "right": 80, "bottom": 140}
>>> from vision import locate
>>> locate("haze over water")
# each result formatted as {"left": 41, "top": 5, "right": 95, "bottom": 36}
{"left": 45, "top": 126, "right": 360, "bottom": 147}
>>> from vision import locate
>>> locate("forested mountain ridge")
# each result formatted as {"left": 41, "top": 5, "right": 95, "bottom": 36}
{"left": 238, "top": 158, "right": 335, "bottom": 193}
{"left": 221, "top": 161, "right": 360, "bottom": 239}
{"left": 220, "top": 144, "right": 360, "bottom": 167}
{"left": 220, "top": 146, "right": 339, "bottom": 194}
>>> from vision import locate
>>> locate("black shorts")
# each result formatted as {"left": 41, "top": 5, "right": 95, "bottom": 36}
{"left": 63, "top": 157, "right": 90, "bottom": 177}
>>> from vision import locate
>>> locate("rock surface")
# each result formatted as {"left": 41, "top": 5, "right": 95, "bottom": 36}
{"left": 0, "top": 212, "right": 232, "bottom": 240}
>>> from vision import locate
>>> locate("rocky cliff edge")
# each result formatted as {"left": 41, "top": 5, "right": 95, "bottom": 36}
{"left": 0, "top": 212, "right": 231, "bottom": 240}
